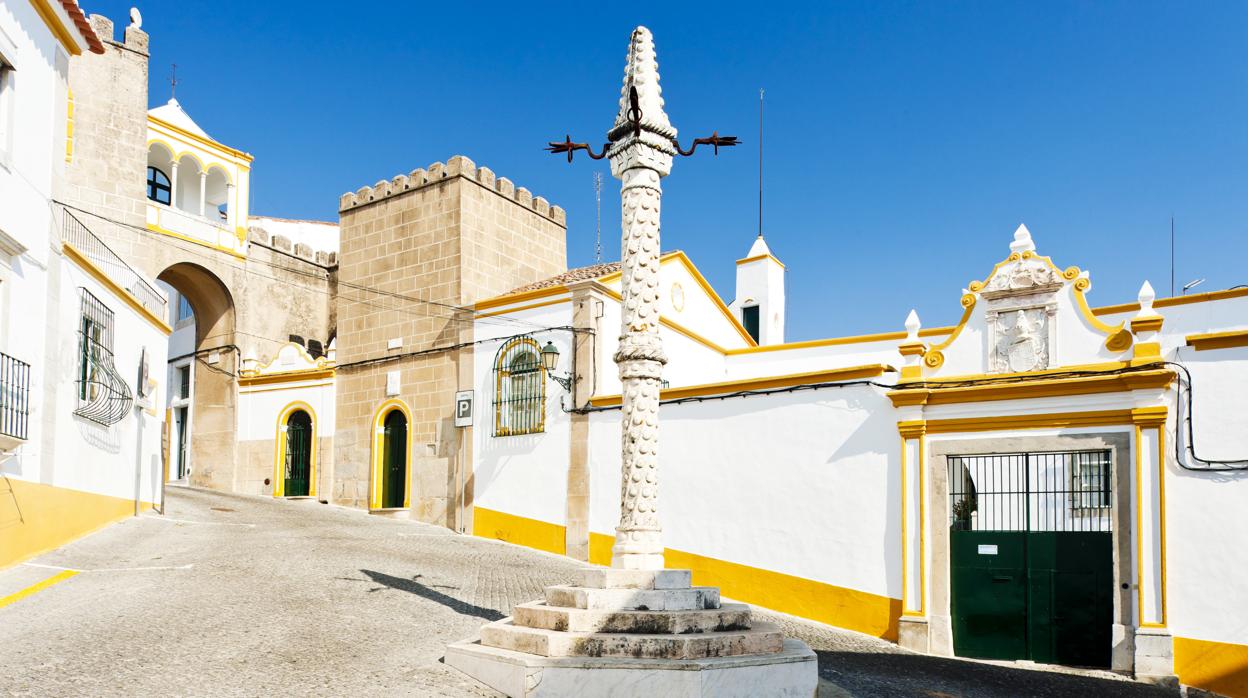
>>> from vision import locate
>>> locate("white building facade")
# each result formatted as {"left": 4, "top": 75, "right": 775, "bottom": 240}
{"left": 465, "top": 226, "right": 1248, "bottom": 696}
{"left": 0, "top": 0, "right": 167, "bottom": 569}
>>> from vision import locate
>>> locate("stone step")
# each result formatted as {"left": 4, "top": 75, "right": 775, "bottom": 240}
{"left": 544, "top": 585, "right": 720, "bottom": 611}
{"left": 572, "top": 568, "right": 692, "bottom": 590}
{"left": 478, "top": 619, "right": 785, "bottom": 660}
{"left": 513, "top": 601, "right": 752, "bottom": 634}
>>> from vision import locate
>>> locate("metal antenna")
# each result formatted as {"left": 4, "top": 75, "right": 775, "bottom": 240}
{"left": 593, "top": 172, "right": 604, "bottom": 264}
{"left": 1170, "top": 215, "right": 1175, "bottom": 297}
{"left": 170, "top": 63, "right": 178, "bottom": 99}
{"left": 758, "top": 88, "right": 764, "bottom": 238}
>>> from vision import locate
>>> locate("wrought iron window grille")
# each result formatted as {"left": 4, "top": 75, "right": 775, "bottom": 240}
{"left": 948, "top": 450, "right": 1113, "bottom": 533}
{"left": 492, "top": 336, "right": 546, "bottom": 437}
{"left": 74, "top": 288, "right": 133, "bottom": 426}
{"left": 0, "top": 350, "right": 30, "bottom": 441}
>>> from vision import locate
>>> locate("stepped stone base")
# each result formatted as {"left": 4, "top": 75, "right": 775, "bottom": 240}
{"left": 444, "top": 638, "right": 818, "bottom": 698}
{"left": 446, "top": 567, "right": 818, "bottom": 696}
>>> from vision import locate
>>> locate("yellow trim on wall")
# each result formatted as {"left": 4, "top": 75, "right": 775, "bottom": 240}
{"left": 62, "top": 244, "right": 173, "bottom": 335}
{"left": 586, "top": 531, "right": 901, "bottom": 640}
{"left": 735, "top": 253, "right": 786, "bottom": 269}
{"left": 272, "top": 401, "right": 318, "bottom": 498}
{"left": 238, "top": 369, "right": 335, "bottom": 387}
{"left": 725, "top": 327, "right": 954, "bottom": 356}
{"left": 145, "top": 222, "right": 247, "bottom": 260}
{"left": 476, "top": 297, "right": 569, "bottom": 318}
{"left": 148, "top": 116, "right": 255, "bottom": 163}
{"left": 888, "top": 366, "right": 1173, "bottom": 407}
{"left": 369, "top": 399, "right": 412, "bottom": 510}
{"left": 1174, "top": 635, "right": 1248, "bottom": 698}
{"left": 473, "top": 285, "right": 570, "bottom": 311}
{"left": 589, "top": 364, "right": 893, "bottom": 407}
{"left": 598, "top": 286, "right": 733, "bottom": 354}
{"left": 1186, "top": 329, "right": 1248, "bottom": 352}
{"left": 906, "top": 406, "right": 1166, "bottom": 434}
{"left": 0, "top": 477, "right": 154, "bottom": 570}
{"left": 473, "top": 506, "right": 567, "bottom": 556}
{"left": 65, "top": 88, "right": 75, "bottom": 163}
{"left": 673, "top": 251, "right": 758, "bottom": 347}
{"left": 919, "top": 294, "right": 977, "bottom": 370}
{"left": 1094, "top": 286, "right": 1248, "bottom": 317}
{"left": 28, "top": 0, "right": 84, "bottom": 56}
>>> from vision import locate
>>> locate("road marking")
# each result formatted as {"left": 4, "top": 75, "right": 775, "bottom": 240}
{"left": 142, "top": 515, "right": 255, "bottom": 527}
{"left": 22, "top": 562, "right": 194, "bottom": 572}
{"left": 0, "top": 569, "right": 79, "bottom": 609}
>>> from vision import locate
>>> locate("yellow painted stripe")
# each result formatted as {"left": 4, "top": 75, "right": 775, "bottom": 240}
{"left": 590, "top": 364, "right": 892, "bottom": 407}
{"left": 588, "top": 532, "right": 901, "bottom": 641}
{"left": 62, "top": 244, "right": 173, "bottom": 335}
{"left": 473, "top": 506, "right": 566, "bottom": 556}
{"left": 0, "top": 570, "right": 79, "bottom": 610}
{"left": 1174, "top": 635, "right": 1248, "bottom": 698}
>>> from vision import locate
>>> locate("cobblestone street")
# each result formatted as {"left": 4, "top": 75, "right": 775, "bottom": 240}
{"left": 0, "top": 488, "right": 1177, "bottom": 697}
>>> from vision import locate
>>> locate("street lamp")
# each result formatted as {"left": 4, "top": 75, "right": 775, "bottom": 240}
{"left": 540, "top": 341, "right": 572, "bottom": 392}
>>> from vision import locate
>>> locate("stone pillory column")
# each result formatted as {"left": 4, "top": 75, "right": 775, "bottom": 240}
{"left": 445, "top": 28, "right": 817, "bottom": 697}
{"left": 607, "top": 27, "right": 675, "bottom": 571}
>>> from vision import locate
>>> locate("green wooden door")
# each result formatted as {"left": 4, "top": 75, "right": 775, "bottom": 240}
{"left": 949, "top": 452, "right": 1113, "bottom": 668}
{"left": 382, "top": 410, "right": 407, "bottom": 509}
{"left": 284, "top": 410, "right": 312, "bottom": 497}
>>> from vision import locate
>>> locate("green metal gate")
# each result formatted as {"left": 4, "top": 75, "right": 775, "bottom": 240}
{"left": 949, "top": 451, "right": 1113, "bottom": 667}
{"left": 382, "top": 410, "right": 408, "bottom": 509}
{"left": 284, "top": 410, "right": 312, "bottom": 497}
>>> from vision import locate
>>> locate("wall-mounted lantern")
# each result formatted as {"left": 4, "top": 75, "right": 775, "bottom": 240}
{"left": 540, "top": 341, "right": 573, "bottom": 392}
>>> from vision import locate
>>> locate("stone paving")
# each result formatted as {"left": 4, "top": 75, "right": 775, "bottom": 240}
{"left": 0, "top": 487, "right": 1178, "bottom": 697}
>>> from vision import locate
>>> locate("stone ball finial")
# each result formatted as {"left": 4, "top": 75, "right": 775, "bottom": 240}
{"left": 1009, "top": 223, "right": 1036, "bottom": 254}
{"left": 129, "top": 7, "right": 142, "bottom": 28}
{"left": 905, "top": 309, "right": 921, "bottom": 340}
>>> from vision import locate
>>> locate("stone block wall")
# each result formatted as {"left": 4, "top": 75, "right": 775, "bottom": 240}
{"left": 334, "top": 156, "right": 567, "bottom": 522}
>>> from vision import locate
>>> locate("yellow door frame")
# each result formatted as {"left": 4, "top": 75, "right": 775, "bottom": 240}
{"left": 369, "top": 399, "right": 413, "bottom": 510}
{"left": 273, "top": 401, "right": 318, "bottom": 498}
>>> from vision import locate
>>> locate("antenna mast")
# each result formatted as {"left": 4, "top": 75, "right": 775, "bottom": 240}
{"left": 593, "top": 172, "right": 604, "bottom": 264}
{"left": 758, "top": 88, "right": 764, "bottom": 238}
{"left": 1170, "top": 215, "right": 1175, "bottom": 297}
{"left": 170, "top": 64, "right": 178, "bottom": 99}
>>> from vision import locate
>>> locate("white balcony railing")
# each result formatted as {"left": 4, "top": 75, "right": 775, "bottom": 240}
{"left": 146, "top": 202, "right": 245, "bottom": 256}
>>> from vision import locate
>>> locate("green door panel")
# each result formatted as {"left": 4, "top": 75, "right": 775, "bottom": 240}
{"left": 284, "top": 411, "right": 312, "bottom": 497}
{"left": 382, "top": 410, "right": 407, "bottom": 509}
{"left": 951, "top": 531, "right": 1028, "bottom": 660}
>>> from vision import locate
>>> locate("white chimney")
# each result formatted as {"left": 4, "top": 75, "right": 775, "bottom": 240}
{"left": 729, "top": 236, "right": 785, "bottom": 345}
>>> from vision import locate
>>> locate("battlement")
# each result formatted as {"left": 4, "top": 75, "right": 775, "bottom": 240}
{"left": 87, "top": 14, "right": 149, "bottom": 55}
{"left": 338, "top": 155, "right": 566, "bottom": 227}
{"left": 247, "top": 226, "right": 338, "bottom": 268}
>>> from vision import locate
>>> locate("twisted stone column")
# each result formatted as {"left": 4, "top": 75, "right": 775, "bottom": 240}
{"left": 607, "top": 27, "right": 676, "bottom": 570}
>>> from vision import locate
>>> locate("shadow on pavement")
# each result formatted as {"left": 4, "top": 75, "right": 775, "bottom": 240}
{"left": 814, "top": 650, "right": 1178, "bottom": 698}
{"left": 360, "top": 569, "right": 505, "bottom": 621}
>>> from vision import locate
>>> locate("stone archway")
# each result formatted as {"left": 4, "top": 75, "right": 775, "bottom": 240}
{"left": 157, "top": 262, "right": 237, "bottom": 491}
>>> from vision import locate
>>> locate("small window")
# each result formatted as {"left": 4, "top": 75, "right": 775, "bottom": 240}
{"left": 493, "top": 336, "right": 545, "bottom": 436}
{"left": 75, "top": 288, "right": 132, "bottom": 425}
{"left": 1070, "top": 451, "right": 1111, "bottom": 510}
{"left": 0, "top": 52, "right": 14, "bottom": 167}
{"left": 742, "top": 305, "right": 760, "bottom": 343}
{"left": 177, "top": 365, "right": 190, "bottom": 400}
{"left": 176, "top": 294, "right": 193, "bottom": 323}
{"left": 147, "top": 166, "right": 171, "bottom": 205}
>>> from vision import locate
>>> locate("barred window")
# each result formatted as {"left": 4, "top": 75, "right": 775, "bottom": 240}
{"left": 1070, "top": 451, "right": 1111, "bottom": 510}
{"left": 493, "top": 336, "right": 545, "bottom": 436}
{"left": 75, "top": 289, "right": 132, "bottom": 425}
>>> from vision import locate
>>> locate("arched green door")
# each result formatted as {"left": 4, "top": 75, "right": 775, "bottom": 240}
{"left": 382, "top": 410, "right": 408, "bottom": 508}
{"left": 284, "top": 410, "right": 312, "bottom": 497}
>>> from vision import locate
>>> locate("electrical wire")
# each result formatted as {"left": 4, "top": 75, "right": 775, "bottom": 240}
{"left": 1166, "top": 359, "right": 1248, "bottom": 471}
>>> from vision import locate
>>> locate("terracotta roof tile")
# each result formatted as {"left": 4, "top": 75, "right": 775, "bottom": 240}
{"left": 504, "top": 251, "right": 680, "bottom": 295}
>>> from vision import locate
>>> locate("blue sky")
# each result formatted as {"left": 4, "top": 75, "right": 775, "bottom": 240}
{"left": 95, "top": 1, "right": 1246, "bottom": 340}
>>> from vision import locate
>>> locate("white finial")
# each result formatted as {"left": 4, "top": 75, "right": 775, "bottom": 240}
{"left": 905, "top": 309, "right": 921, "bottom": 341}
{"left": 129, "top": 7, "right": 143, "bottom": 28}
{"left": 1137, "top": 280, "right": 1157, "bottom": 315}
{"left": 1009, "top": 223, "right": 1035, "bottom": 254}
{"left": 610, "top": 26, "right": 676, "bottom": 141}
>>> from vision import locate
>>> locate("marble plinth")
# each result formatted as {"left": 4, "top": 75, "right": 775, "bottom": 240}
{"left": 444, "top": 637, "right": 818, "bottom": 698}
{"left": 445, "top": 568, "right": 819, "bottom": 696}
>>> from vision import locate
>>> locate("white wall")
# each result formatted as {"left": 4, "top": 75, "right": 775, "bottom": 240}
{"left": 471, "top": 301, "right": 575, "bottom": 525}
{"left": 588, "top": 386, "right": 902, "bottom": 600}
{"left": 236, "top": 380, "right": 336, "bottom": 442}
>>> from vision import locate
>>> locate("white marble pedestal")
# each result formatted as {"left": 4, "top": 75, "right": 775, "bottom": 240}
{"left": 445, "top": 568, "right": 818, "bottom": 697}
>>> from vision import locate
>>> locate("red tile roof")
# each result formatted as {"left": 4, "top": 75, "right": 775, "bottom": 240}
{"left": 62, "top": 0, "right": 105, "bottom": 54}
{"left": 503, "top": 252, "right": 681, "bottom": 295}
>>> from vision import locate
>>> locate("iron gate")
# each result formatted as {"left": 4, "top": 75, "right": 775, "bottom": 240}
{"left": 949, "top": 451, "right": 1114, "bottom": 667}
{"left": 284, "top": 410, "right": 312, "bottom": 497}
